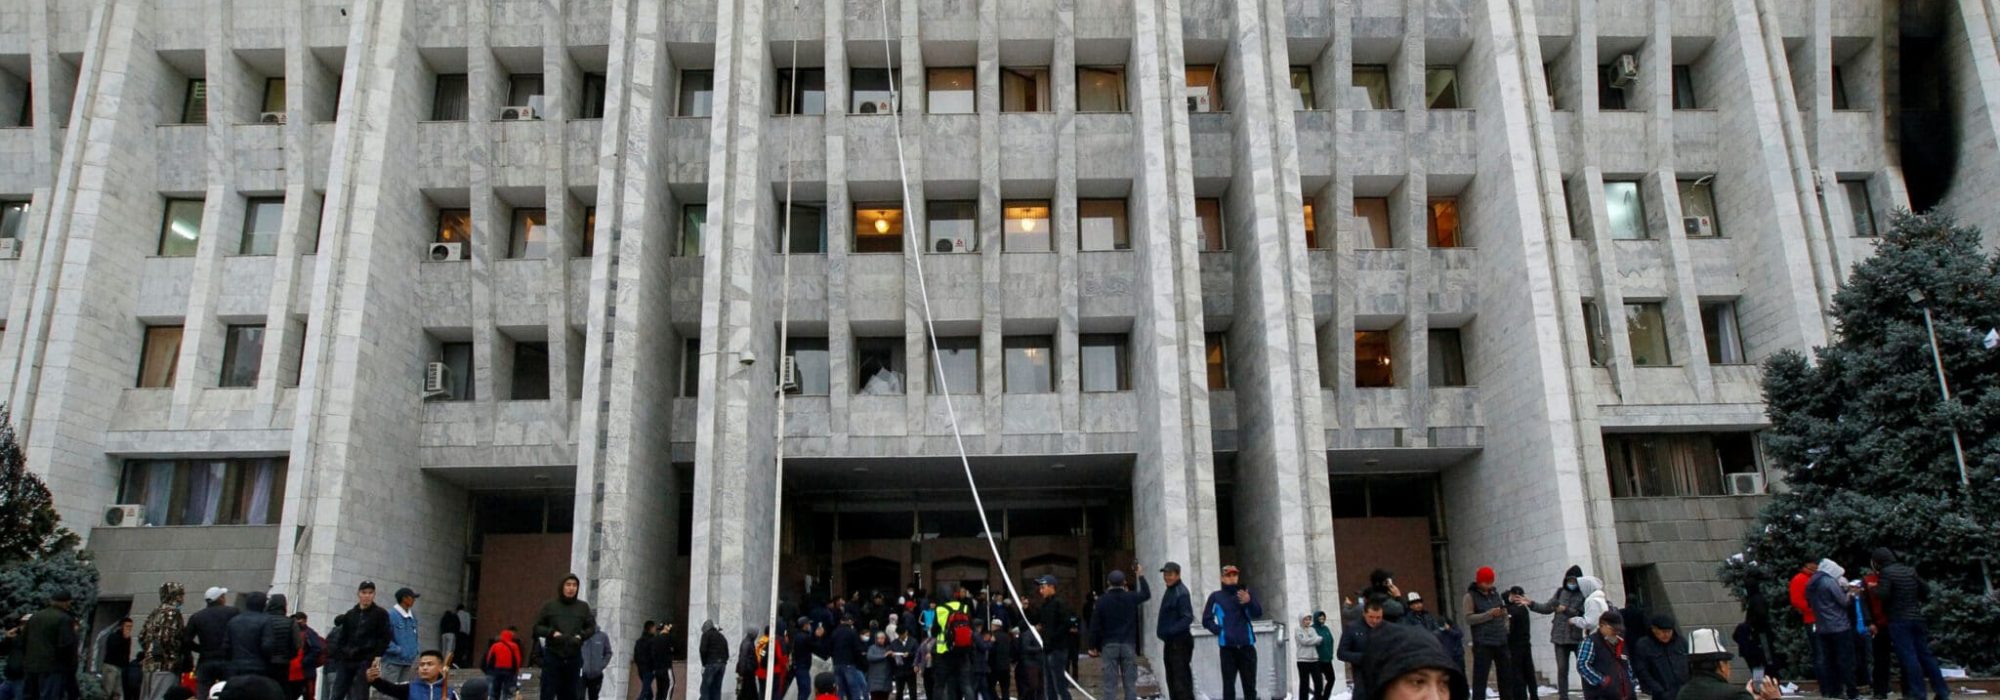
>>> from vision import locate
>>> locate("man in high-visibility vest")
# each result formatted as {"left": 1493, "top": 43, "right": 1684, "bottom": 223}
{"left": 932, "top": 586, "right": 977, "bottom": 700}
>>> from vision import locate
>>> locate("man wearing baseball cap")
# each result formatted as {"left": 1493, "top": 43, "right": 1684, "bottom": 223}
{"left": 1154, "top": 563, "right": 1195, "bottom": 700}
{"left": 1676, "top": 629, "right": 1782, "bottom": 700}
{"left": 186, "top": 588, "right": 238, "bottom": 698}
{"left": 1201, "top": 565, "right": 1263, "bottom": 700}
{"left": 328, "top": 581, "right": 392, "bottom": 700}
{"left": 1030, "top": 575, "right": 1075, "bottom": 700}
{"left": 383, "top": 588, "right": 422, "bottom": 684}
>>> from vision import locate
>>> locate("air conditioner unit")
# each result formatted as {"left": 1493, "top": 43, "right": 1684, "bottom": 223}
{"left": 259, "top": 111, "right": 287, "bottom": 124}
{"left": 777, "top": 355, "right": 799, "bottom": 393}
{"left": 427, "top": 241, "right": 466, "bottom": 262}
{"left": 0, "top": 238, "right": 21, "bottom": 259}
{"left": 499, "top": 105, "right": 538, "bottom": 121}
{"left": 1611, "top": 54, "right": 1640, "bottom": 89}
{"left": 103, "top": 504, "right": 144, "bottom": 528}
{"left": 1186, "top": 94, "right": 1211, "bottom": 112}
{"left": 423, "top": 362, "right": 450, "bottom": 397}
{"left": 1726, "top": 472, "right": 1766, "bottom": 496}
{"left": 1682, "top": 216, "right": 1714, "bottom": 238}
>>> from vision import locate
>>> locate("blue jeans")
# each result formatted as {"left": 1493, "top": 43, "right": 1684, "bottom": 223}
{"left": 836, "top": 666, "right": 868, "bottom": 700}
{"left": 701, "top": 664, "right": 726, "bottom": 700}
{"left": 1888, "top": 620, "right": 1949, "bottom": 700}
{"left": 637, "top": 670, "right": 657, "bottom": 700}
{"left": 792, "top": 668, "right": 813, "bottom": 700}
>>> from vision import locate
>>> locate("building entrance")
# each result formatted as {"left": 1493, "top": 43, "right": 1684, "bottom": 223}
{"left": 1329, "top": 474, "right": 1449, "bottom": 617}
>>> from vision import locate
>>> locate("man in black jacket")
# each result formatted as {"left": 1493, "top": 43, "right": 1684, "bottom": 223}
{"left": 1154, "top": 563, "right": 1194, "bottom": 700}
{"left": 534, "top": 575, "right": 596, "bottom": 700}
{"left": 1030, "top": 576, "right": 1074, "bottom": 700}
{"left": 327, "top": 582, "right": 393, "bottom": 700}
{"left": 1870, "top": 548, "right": 1948, "bottom": 700}
{"left": 1502, "top": 588, "right": 1536, "bottom": 700}
{"left": 1336, "top": 601, "right": 1387, "bottom": 700}
{"left": 225, "top": 592, "right": 273, "bottom": 679}
{"left": 827, "top": 616, "right": 865, "bottom": 700}
{"left": 1087, "top": 566, "right": 1150, "bottom": 700}
{"left": 21, "top": 591, "right": 80, "bottom": 700}
{"left": 186, "top": 588, "right": 239, "bottom": 698}
{"left": 260, "top": 596, "right": 300, "bottom": 697}
{"left": 1631, "top": 615, "right": 1687, "bottom": 700}
{"left": 697, "top": 621, "right": 728, "bottom": 700}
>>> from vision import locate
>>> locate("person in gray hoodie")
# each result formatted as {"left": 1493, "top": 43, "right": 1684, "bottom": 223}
{"left": 1807, "top": 559, "right": 1858, "bottom": 700}
{"left": 1294, "top": 615, "right": 1323, "bottom": 700}
{"left": 1527, "top": 566, "right": 1587, "bottom": 700}
{"left": 579, "top": 630, "right": 612, "bottom": 700}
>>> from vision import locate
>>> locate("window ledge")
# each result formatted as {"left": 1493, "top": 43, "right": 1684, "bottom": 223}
{"left": 417, "top": 119, "right": 468, "bottom": 124}
{"left": 1670, "top": 107, "right": 1718, "bottom": 113}
{"left": 212, "top": 386, "right": 256, "bottom": 391}
{"left": 158, "top": 122, "right": 207, "bottom": 127}
{"left": 1080, "top": 248, "right": 1135, "bottom": 253}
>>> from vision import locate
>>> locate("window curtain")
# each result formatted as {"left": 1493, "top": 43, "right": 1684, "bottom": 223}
{"left": 184, "top": 461, "right": 227, "bottom": 525}
{"left": 1714, "top": 304, "right": 1744, "bottom": 364}
{"left": 245, "top": 460, "right": 277, "bottom": 525}
{"left": 143, "top": 461, "right": 175, "bottom": 526}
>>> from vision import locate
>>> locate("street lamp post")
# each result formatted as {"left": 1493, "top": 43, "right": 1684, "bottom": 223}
{"left": 1910, "top": 291, "right": 1995, "bottom": 597}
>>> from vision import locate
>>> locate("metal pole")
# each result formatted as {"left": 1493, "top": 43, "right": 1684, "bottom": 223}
{"left": 1919, "top": 306, "right": 1994, "bottom": 596}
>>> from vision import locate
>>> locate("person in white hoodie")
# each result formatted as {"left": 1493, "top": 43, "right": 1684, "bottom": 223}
{"left": 1295, "top": 616, "right": 1323, "bottom": 700}
{"left": 1568, "top": 577, "right": 1610, "bottom": 635}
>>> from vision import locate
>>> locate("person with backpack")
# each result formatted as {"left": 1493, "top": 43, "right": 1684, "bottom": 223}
{"left": 289, "top": 613, "right": 324, "bottom": 700}
{"left": 931, "top": 587, "right": 977, "bottom": 700}
{"left": 1087, "top": 566, "right": 1150, "bottom": 700}
{"left": 481, "top": 630, "right": 522, "bottom": 700}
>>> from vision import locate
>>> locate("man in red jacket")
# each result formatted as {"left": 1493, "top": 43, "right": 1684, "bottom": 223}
{"left": 1788, "top": 560, "right": 1820, "bottom": 692}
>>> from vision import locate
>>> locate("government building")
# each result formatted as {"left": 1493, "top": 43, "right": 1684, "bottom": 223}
{"left": 5, "top": 0, "right": 1996, "bottom": 694}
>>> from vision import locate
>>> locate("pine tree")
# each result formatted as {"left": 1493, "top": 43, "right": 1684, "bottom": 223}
{"left": 1719, "top": 211, "right": 2000, "bottom": 673}
{"left": 0, "top": 405, "right": 79, "bottom": 562}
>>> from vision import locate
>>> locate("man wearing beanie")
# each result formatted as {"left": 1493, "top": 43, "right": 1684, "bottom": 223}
{"left": 1359, "top": 622, "right": 1469, "bottom": 700}
{"left": 1086, "top": 564, "right": 1149, "bottom": 700}
{"left": 1461, "top": 567, "right": 1512, "bottom": 700}
{"left": 1631, "top": 615, "right": 1687, "bottom": 700}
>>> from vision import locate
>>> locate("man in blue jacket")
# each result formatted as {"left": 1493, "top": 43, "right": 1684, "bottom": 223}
{"left": 1155, "top": 563, "right": 1195, "bottom": 700}
{"left": 1201, "top": 565, "right": 1263, "bottom": 700}
{"left": 1087, "top": 565, "right": 1151, "bottom": 700}
{"left": 385, "top": 589, "right": 422, "bottom": 685}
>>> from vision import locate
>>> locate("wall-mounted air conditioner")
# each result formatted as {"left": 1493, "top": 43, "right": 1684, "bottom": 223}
{"left": 424, "top": 362, "right": 450, "bottom": 397}
{"left": 259, "top": 111, "right": 287, "bottom": 124}
{"left": 499, "top": 105, "right": 538, "bottom": 121}
{"left": 103, "top": 504, "right": 144, "bottom": 528}
{"left": 1682, "top": 216, "right": 1714, "bottom": 238}
{"left": 0, "top": 239, "right": 21, "bottom": 259}
{"left": 1611, "top": 54, "right": 1640, "bottom": 89}
{"left": 1726, "top": 472, "right": 1766, "bottom": 496}
{"left": 777, "top": 355, "right": 799, "bottom": 394}
{"left": 428, "top": 241, "right": 467, "bottom": 262}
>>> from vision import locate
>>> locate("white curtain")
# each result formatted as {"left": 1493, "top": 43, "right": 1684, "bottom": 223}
{"left": 246, "top": 460, "right": 276, "bottom": 525}
{"left": 143, "top": 462, "right": 174, "bottom": 526}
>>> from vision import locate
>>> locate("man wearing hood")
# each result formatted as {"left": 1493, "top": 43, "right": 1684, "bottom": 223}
{"left": 226, "top": 593, "right": 274, "bottom": 679}
{"left": 535, "top": 575, "right": 597, "bottom": 700}
{"left": 1358, "top": 621, "right": 1469, "bottom": 700}
{"left": 1870, "top": 548, "right": 1948, "bottom": 700}
{"left": 259, "top": 597, "right": 299, "bottom": 694}
{"left": 1806, "top": 560, "right": 1858, "bottom": 700}
{"left": 1528, "top": 567, "right": 1587, "bottom": 700}
{"left": 1310, "top": 612, "right": 1335, "bottom": 700}
{"left": 138, "top": 583, "right": 189, "bottom": 700}
{"left": 1567, "top": 577, "right": 1609, "bottom": 640}
{"left": 482, "top": 629, "right": 523, "bottom": 700}
{"left": 1460, "top": 568, "right": 1512, "bottom": 700}
{"left": 697, "top": 621, "right": 728, "bottom": 700}
{"left": 1630, "top": 615, "right": 1686, "bottom": 700}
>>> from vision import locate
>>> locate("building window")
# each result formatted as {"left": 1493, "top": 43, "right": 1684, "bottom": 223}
{"left": 1080, "top": 333, "right": 1130, "bottom": 392}
{"left": 581, "top": 73, "right": 608, "bottom": 118}
{"left": 928, "top": 68, "right": 975, "bottom": 114}
{"left": 678, "top": 204, "right": 705, "bottom": 256}
{"left": 1701, "top": 301, "right": 1745, "bottom": 364}
{"left": 855, "top": 337, "right": 906, "bottom": 394}
{"left": 1078, "top": 199, "right": 1129, "bottom": 251}
{"left": 1205, "top": 332, "right": 1229, "bottom": 389}
{"left": 853, "top": 203, "right": 904, "bottom": 254}
{"left": 1598, "top": 64, "right": 1628, "bottom": 110}
{"left": 137, "top": 325, "right": 184, "bottom": 388}
{"left": 928, "top": 200, "right": 976, "bottom": 253}
{"left": 1197, "top": 198, "right": 1225, "bottom": 251}
{"left": 930, "top": 337, "right": 979, "bottom": 394}
{"left": 1185, "top": 65, "right": 1219, "bottom": 112}
{"left": 1289, "top": 66, "right": 1314, "bottom": 110}
{"left": 1077, "top": 67, "right": 1127, "bottom": 112}
{"left": 680, "top": 337, "right": 700, "bottom": 397}
{"left": 1426, "top": 198, "right": 1461, "bottom": 248}
{"left": 439, "top": 341, "right": 473, "bottom": 400}
{"left": 777, "top": 68, "right": 828, "bottom": 115}
{"left": 219, "top": 325, "right": 266, "bottom": 388}
{"left": 782, "top": 203, "right": 828, "bottom": 253}
{"left": 679, "top": 70, "right": 715, "bottom": 117}
{"left": 851, "top": 68, "right": 899, "bottom": 114}
{"left": 1843, "top": 180, "right": 1876, "bottom": 237}
{"left": 1831, "top": 65, "right": 1851, "bottom": 110}
{"left": 506, "top": 74, "right": 544, "bottom": 109}
{"left": 580, "top": 207, "right": 597, "bottom": 256}
{"left": 432, "top": 74, "right": 468, "bottom": 120}
{"left": 784, "top": 337, "right": 830, "bottom": 395}
{"left": 1424, "top": 67, "right": 1459, "bottom": 109}
{"left": 158, "top": 198, "right": 205, "bottom": 256}
{"left": 260, "top": 78, "right": 286, "bottom": 114}
{"left": 1003, "top": 200, "right": 1052, "bottom": 252}
{"left": 1002, "top": 68, "right": 1051, "bottom": 113}
{"left": 509, "top": 208, "right": 548, "bottom": 259}
{"left": 1428, "top": 329, "right": 1467, "bottom": 386}
{"left": 1353, "top": 65, "right": 1391, "bottom": 109}
{"left": 1354, "top": 197, "right": 1392, "bottom": 248}
{"left": 436, "top": 208, "right": 471, "bottom": 243}
{"left": 1303, "top": 202, "right": 1319, "bottom": 248}
{"left": 0, "top": 201, "right": 27, "bottom": 240}
{"left": 1355, "top": 330, "right": 1394, "bottom": 387}
{"left": 1002, "top": 335, "right": 1055, "bottom": 394}
{"left": 181, "top": 79, "right": 208, "bottom": 124}
{"left": 1624, "top": 302, "right": 1672, "bottom": 367}
{"left": 1604, "top": 180, "right": 1647, "bottom": 240}
{"left": 1677, "top": 179, "right": 1719, "bottom": 238}
{"left": 1605, "top": 432, "right": 1762, "bottom": 498}
{"left": 1582, "top": 300, "right": 1608, "bottom": 367}
{"left": 117, "top": 458, "right": 289, "bottom": 526}
{"left": 1671, "top": 65, "right": 1697, "bottom": 109}
{"left": 511, "top": 341, "right": 550, "bottom": 400}
{"left": 241, "top": 197, "right": 284, "bottom": 255}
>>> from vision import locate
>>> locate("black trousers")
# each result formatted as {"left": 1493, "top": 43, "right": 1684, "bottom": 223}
{"left": 1162, "top": 636, "right": 1194, "bottom": 700}
{"left": 1471, "top": 644, "right": 1515, "bottom": 700}
{"left": 1506, "top": 643, "right": 1537, "bottom": 700}
{"left": 1553, "top": 645, "right": 1578, "bottom": 700}
{"left": 1217, "top": 646, "right": 1256, "bottom": 700}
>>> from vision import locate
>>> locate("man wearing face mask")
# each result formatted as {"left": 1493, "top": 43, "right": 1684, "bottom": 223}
{"left": 1529, "top": 567, "right": 1586, "bottom": 700}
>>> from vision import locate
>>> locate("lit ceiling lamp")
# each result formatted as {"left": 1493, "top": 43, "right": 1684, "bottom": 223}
{"left": 874, "top": 214, "right": 890, "bottom": 234}
{"left": 1019, "top": 213, "right": 1035, "bottom": 232}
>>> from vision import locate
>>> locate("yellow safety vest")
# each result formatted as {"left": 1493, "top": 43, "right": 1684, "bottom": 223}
{"left": 933, "top": 600, "right": 969, "bottom": 654}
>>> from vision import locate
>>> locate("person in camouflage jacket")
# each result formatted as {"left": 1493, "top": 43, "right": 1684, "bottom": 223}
{"left": 137, "top": 582, "right": 188, "bottom": 700}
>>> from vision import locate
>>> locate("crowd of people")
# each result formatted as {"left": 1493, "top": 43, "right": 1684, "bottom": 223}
{"left": 0, "top": 548, "right": 1957, "bottom": 700}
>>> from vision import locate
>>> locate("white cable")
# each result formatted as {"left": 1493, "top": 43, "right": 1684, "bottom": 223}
{"left": 763, "top": 19, "right": 804, "bottom": 700}
{"left": 871, "top": 4, "right": 1097, "bottom": 700}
